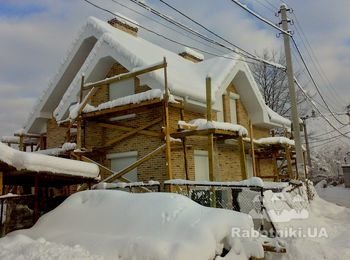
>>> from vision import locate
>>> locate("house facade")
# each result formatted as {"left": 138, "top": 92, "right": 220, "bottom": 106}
{"left": 21, "top": 16, "right": 294, "bottom": 184}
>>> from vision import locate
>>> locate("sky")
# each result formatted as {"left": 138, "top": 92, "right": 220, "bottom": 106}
{"left": 0, "top": 0, "right": 349, "bottom": 137}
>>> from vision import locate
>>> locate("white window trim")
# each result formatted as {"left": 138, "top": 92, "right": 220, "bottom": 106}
{"left": 107, "top": 151, "right": 138, "bottom": 160}
{"left": 230, "top": 92, "right": 240, "bottom": 100}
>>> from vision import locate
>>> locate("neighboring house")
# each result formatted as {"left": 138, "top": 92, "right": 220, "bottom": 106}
{"left": 20, "top": 16, "right": 295, "bottom": 184}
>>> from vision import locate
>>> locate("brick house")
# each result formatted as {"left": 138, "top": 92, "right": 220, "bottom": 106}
{"left": 21, "top": 16, "right": 295, "bottom": 184}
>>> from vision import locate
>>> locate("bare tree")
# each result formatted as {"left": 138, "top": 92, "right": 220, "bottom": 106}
{"left": 250, "top": 49, "right": 306, "bottom": 118}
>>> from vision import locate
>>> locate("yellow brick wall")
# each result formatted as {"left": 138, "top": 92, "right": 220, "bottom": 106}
{"left": 46, "top": 119, "right": 67, "bottom": 148}
{"left": 45, "top": 60, "right": 276, "bottom": 182}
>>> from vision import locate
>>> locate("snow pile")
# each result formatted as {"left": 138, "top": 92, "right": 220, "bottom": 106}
{"left": 1, "top": 136, "right": 20, "bottom": 143}
{"left": 36, "top": 142, "right": 77, "bottom": 156}
{"left": 264, "top": 188, "right": 350, "bottom": 259}
{"left": 0, "top": 190, "right": 264, "bottom": 259}
{"left": 0, "top": 142, "right": 99, "bottom": 179}
{"left": 180, "top": 47, "right": 204, "bottom": 61}
{"left": 254, "top": 136, "right": 295, "bottom": 146}
{"left": 182, "top": 119, "right": 248, "bottom": 136}
{"left": 0, "top": 235, "right": 102, "bottom": 260}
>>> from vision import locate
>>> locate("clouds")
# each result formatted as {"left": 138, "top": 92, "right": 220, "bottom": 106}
{"left": 0, "top": 0, "right": 349, "bottom": 137}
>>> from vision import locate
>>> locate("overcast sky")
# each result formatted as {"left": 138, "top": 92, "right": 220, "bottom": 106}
{"left": 0, "top": 0, "right": 349, "bottom": 137}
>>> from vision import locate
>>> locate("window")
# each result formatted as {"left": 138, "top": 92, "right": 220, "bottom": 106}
{"left": 246, "top": 155, "right": 254, "bottom": 179}
{"left": 194, "top": 150, "right": 209, "bottom": 181}
{"left": 109, "top": 78, "right": 134, "bottom": 101}
{"left": 107, "top": 151, "right": 138, "bottom": 182}
{"left": 230, "top": 97, "right": 237, "bottom": 124}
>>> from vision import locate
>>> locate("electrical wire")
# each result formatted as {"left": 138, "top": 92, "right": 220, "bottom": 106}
{"left": 291, "top": 37, "right": 348, "bottom": 126}
{"left": 110, "top": 0, "right": 228, "bottom": 55}
{"left": 81, "top": 0, "right": 265, "bottom": 66}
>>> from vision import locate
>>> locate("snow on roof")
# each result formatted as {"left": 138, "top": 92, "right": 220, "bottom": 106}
{"left": 6, "top": 190, "right": 264, "bottom": 259}
{"left": 0, "top": 142, "right": 99, "bottom": 179}
{"left": 187, "top": 118, "right": 248, "bottom": 136}
{"left": 266, "top": 106, "right": 291, "bottom": 127}
{"left": 1, "top": 136, "right": 20, "bottom": 143}
{"left": 180, "top": 47, "right": 204, "bottom": 60}
{"left": 51, "top": 17, "right": 240, "bottom": 120}
{"left": 25, "top": 16, "right": 290, "bottom": 133}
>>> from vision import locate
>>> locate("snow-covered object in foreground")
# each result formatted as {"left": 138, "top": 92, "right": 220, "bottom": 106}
{"left": 0, "top": 142, "right": 99, "bottom": 179}
{"left": 2, "top": 190, "right": 264, "bottom": 260}
{"left": 185, "top": 119, "right": 248, "bottom": 136}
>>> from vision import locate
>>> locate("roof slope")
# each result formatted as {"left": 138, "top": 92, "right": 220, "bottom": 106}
{"left": 24, "top": 16, "right": 290, "bottom": 133}
{"left": 0, "top": 142, "right": 99, "bottom": 179}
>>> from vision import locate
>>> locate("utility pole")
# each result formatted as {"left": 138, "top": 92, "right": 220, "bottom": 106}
{"left": 302, "top": 116, "right": 312, "bottom": 168}
{"left": 279, "top": 4, "right": 305, "bottom": 179}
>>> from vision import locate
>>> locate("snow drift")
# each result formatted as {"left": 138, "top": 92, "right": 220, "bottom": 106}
{"left": 1, "top": 190, "right": 263, "bottom": 260}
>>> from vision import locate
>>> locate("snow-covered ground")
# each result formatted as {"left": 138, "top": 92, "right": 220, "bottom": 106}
{"left": 1, "top": 184, "right": 350, "bottom": 260}
{"left": 315, "top": 181, "right": 350, "bottom": 208}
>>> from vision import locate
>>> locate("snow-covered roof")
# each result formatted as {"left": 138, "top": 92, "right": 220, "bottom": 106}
{"left": 24, "top": 16, "right": 290, "bottom": 133}
{"left": 0, "top": 142, "right": 99, "bottom": 179}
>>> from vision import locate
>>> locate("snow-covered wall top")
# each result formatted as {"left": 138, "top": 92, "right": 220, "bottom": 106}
{"left": 0, "top": 142, "right": 99, "bottom": 179}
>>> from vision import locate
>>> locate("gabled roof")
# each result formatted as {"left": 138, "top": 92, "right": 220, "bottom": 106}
{"left": 24, "top": 16, "right": 290, "bottom": 133}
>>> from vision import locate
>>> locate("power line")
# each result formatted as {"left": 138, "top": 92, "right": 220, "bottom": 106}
{"left": 295, "top": 79, "right": 350, "bottom": 140}
{"left": 292, "top": 13, "right": 347, "bottom": 106}
{"left": 291, "top": 37, "right": 348, "bottom": 126}
{"left": 130, "top": 0, "right": 286, "bottom": 69}
{"left": 81, "top": 0, "right": 264, "bottom": 66}
{"left": 110, "top": 0, "right": 228, "bottom": 55}
{"left": 228, "top": 0, "right": 291, "bottom": 36}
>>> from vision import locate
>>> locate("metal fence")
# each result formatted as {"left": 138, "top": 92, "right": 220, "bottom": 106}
{"left": 0, "top": 194, "right": 35, "bottom": 237}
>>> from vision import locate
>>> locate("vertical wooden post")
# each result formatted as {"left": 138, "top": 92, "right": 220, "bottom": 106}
{"left": 272, "top": 151, "right": 278, "bottom": 181}
{"left": 80, "top": 74, "right": 85, "bottom": 103}
{"left": 222, "top": 92, "right": 230, "bottom": 122}
{"left": 180, "top": 107, "right": 189, "bottom": 180}
{"left": 238, "top": 136, "right": 247, "bottom": 179}
{"left": 206, "top": 77, "right": 215, "bottom": 181}
{"left": 163, "top": 58, "right": 173, "bottom": 180}
{"left": 303, "top": 151, "right": 308, "bottom": 179}
{"left": 248, "top": 120, "right": 256, "bottom": 177}
{"left": 0, "top": 172, "right": 3, "bottom": 195}
{"left": 77, "top": 118, "right": 82, "bottom": 150}
{"left": 19, "top": 135, "right": 24, "bottom": 151}
{"left": 285, "top": 145, "right": 293, "bottom": 179}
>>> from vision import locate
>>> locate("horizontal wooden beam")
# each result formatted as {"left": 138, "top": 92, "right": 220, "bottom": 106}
{"left": 82, "top": 99, "right": 162, "bottom": 119}
{"left": 84, "top": 62, "right": 166, "bottom": 90}
{"left": 171, "top": 128, "right": 240, "bottom": 139}
{"left": 98, "top": 123, "right": 161, "bottom": 138}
